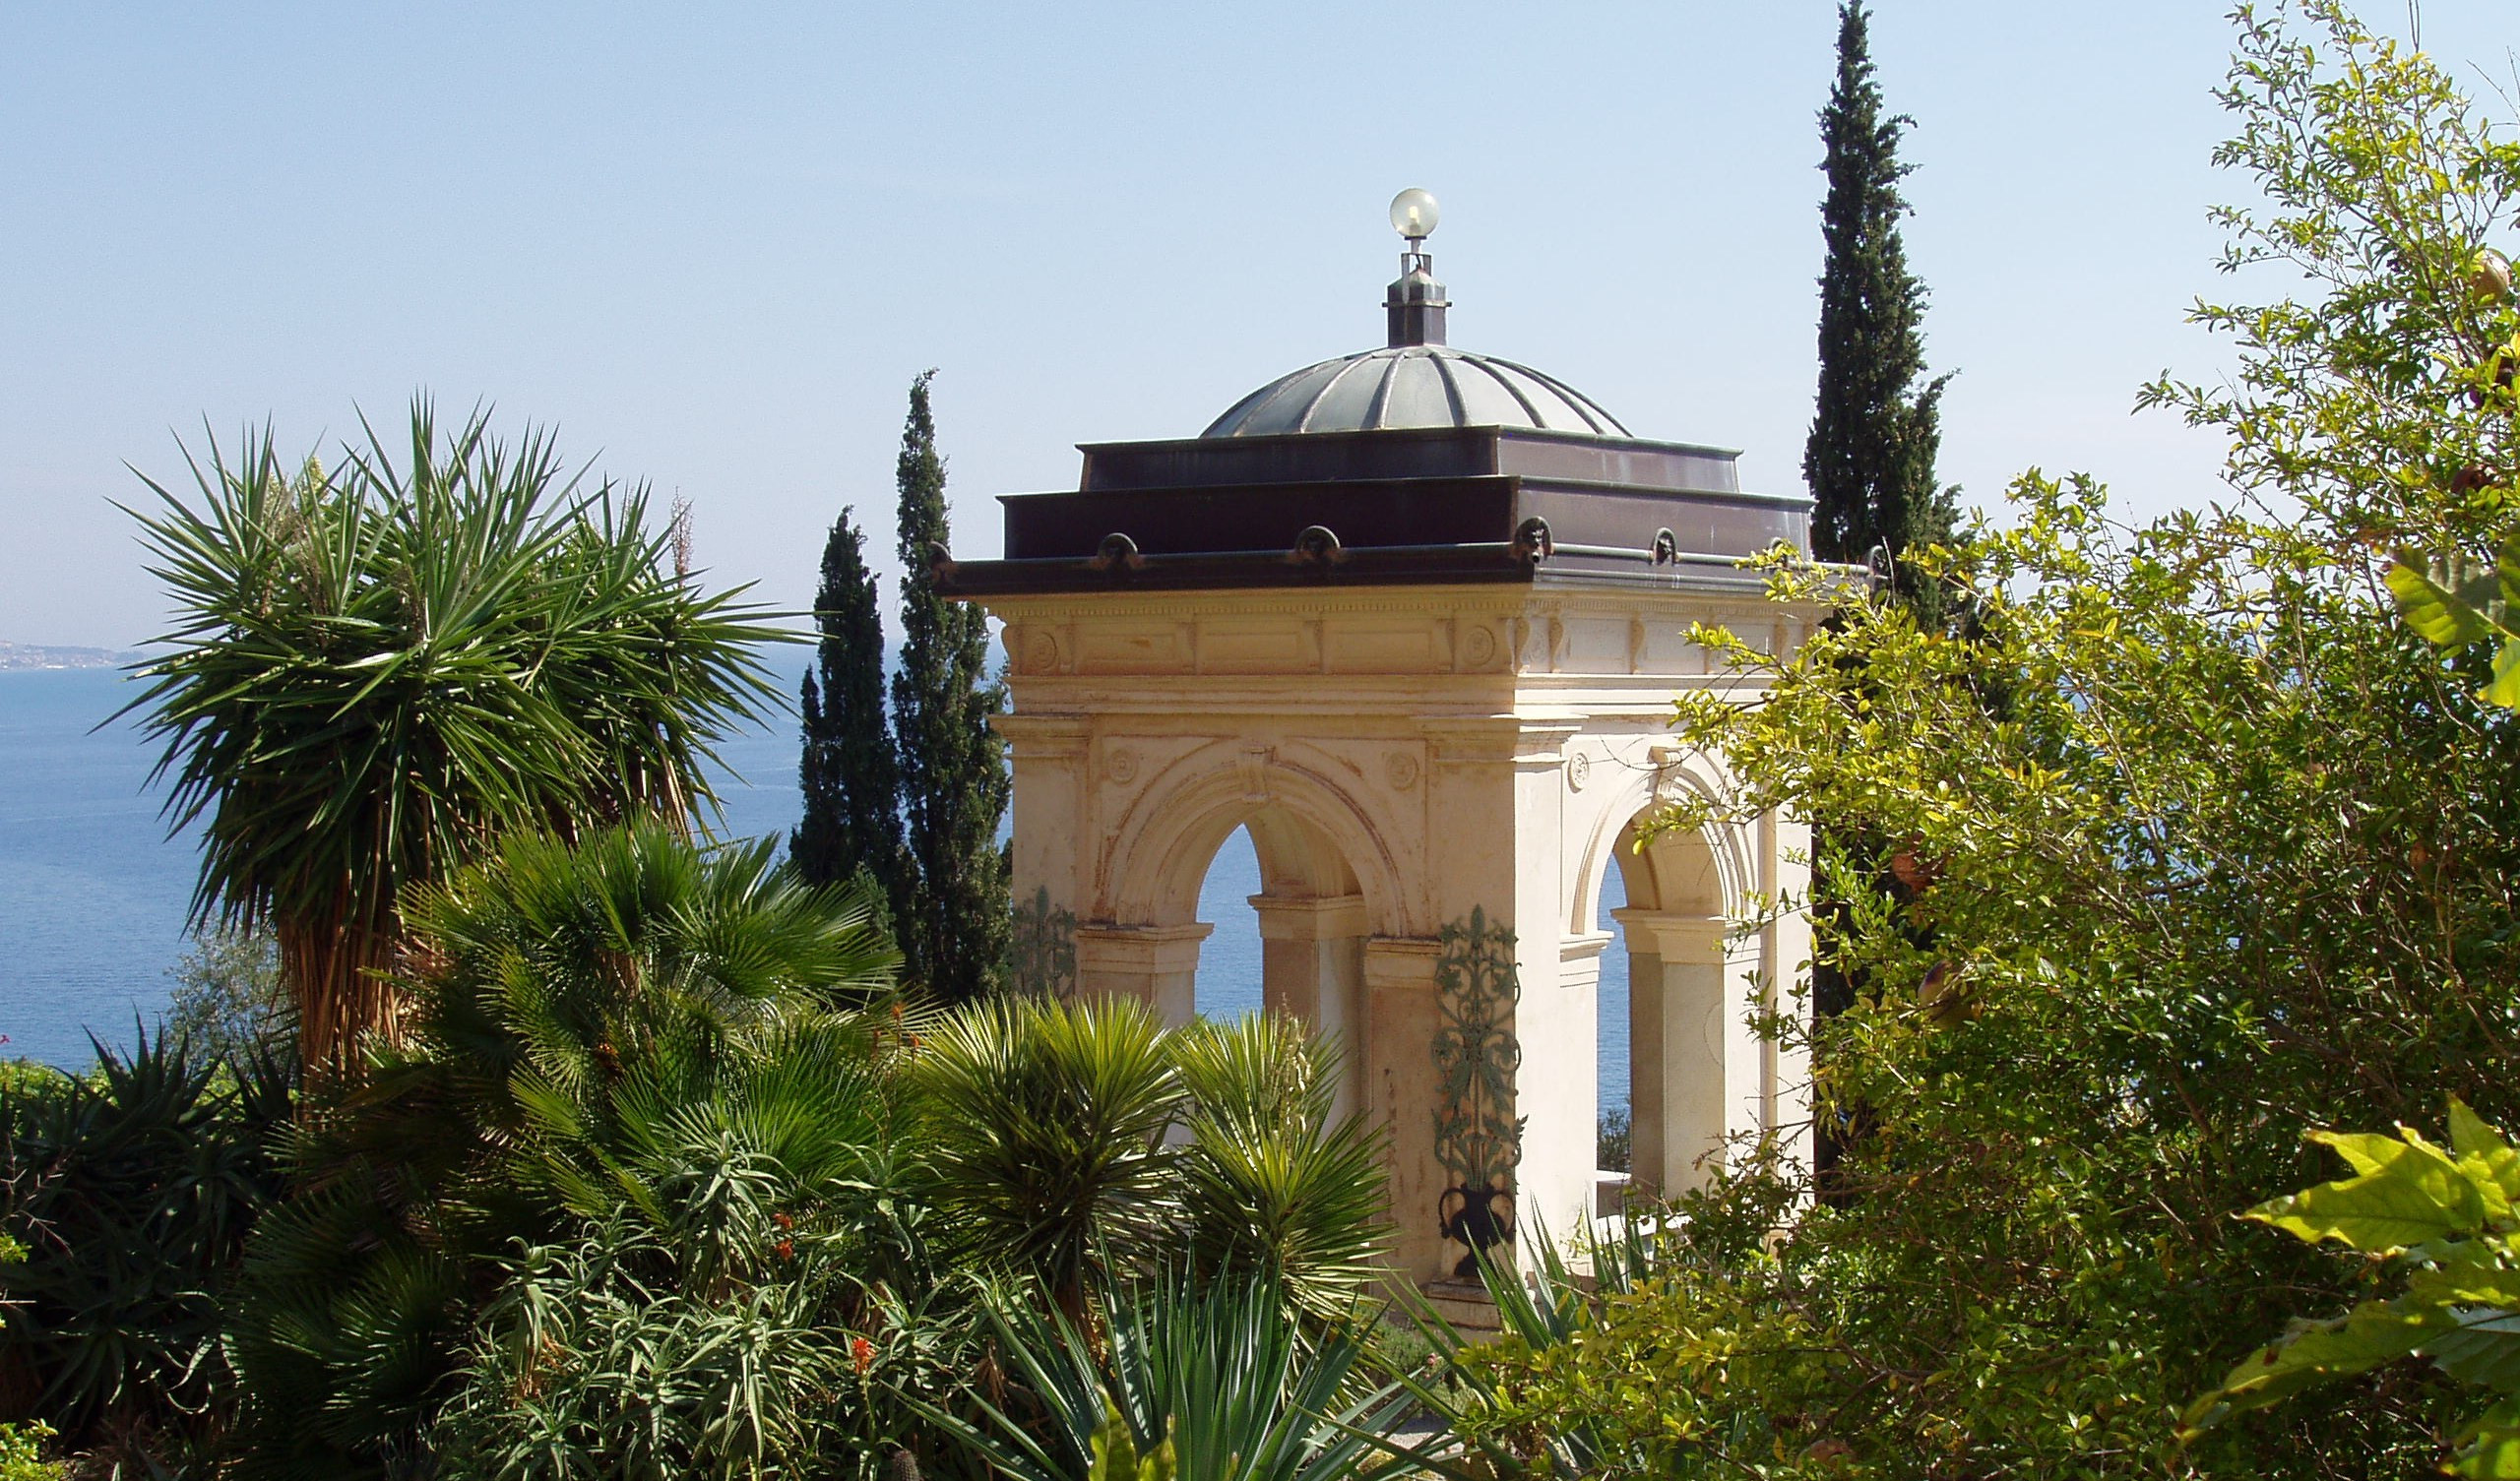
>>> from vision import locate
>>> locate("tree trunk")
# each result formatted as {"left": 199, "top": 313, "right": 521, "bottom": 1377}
{"left": 279, "top": 918, "right": 401, "bottom": 1075}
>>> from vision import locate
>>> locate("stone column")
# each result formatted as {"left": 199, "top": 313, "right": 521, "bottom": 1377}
{"left": 992, "top": 712, "right": 1094, "bottom": 920}
{"left": 1556, "top": 929, "right": 1611, "bottom": 1198}
{"left": 1073, "top": 923, "right": 1213, "bottom": 1027}
{"left": 1609, "top": 909, "right": 1734, "bottom": 1196}
{"left": 1360, "top": 935, "right": 1443, "bottom": 1280}
{"left": 1250, "top": 893, "right": 1368, "bottom": 1120}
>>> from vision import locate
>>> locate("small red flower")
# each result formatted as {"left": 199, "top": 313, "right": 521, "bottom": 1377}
{"left": 774, "top": 1239, "right": 795, "bottom": 1261}
{"left": 850, "top": 1335, "right": 875, "bottom": 1375}
{"left": 772, "top": 1210, "right": 794, "bottom": 1231}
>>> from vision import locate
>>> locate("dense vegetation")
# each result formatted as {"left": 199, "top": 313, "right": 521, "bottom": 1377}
{"left": 1442, "top": 4, "right": 2520, "bottom": 1475}
{"left": 11, "top": 4, "right": 2519, "bottom": 1478}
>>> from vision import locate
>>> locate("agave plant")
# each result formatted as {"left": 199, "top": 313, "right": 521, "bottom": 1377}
{"left": 123, "top": 401, "right": 787, "bottom": 1069}
{"left": 0, "top": 1026, "right": 291, "bottom": 1460}
{"left": 921, "top": 1273, "right": 1424, "bottom": 1481}
{"left": 222, "top": 822, "right": 905, "bottom": 1479}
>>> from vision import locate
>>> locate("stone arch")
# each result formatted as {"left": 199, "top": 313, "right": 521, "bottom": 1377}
{"left": 1567, "top": 748, "right": 1761, "bottom": 1201}
{"left": 1102, "top": 741, "right": 1409, "bottom": 933}
{"left": 1083, "top": 741, "right": 1391, "bottom": 1120}
{"left": 1564, "top": 749, "right": 1752, "bottom": 935}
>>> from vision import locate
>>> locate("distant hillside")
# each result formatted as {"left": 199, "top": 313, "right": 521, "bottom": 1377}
{"left": 0, "top": 641, "right": 139, "bottom": 672}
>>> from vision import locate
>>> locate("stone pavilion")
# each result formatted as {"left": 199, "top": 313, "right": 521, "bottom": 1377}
{"left": 938, "top": 191, "right": 1820, "bottom": 1284}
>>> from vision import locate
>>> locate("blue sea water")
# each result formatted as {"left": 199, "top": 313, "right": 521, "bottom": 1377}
{"left": 0, "top": 666, "right": 1630, "bottom": 1111}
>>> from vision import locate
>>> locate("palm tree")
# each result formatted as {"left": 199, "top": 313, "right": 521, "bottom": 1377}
{"left": 123, "top": 401, "right": 786, "bottom": 1069}
{"left": 912, "top": 1000, "right": 1392, "bottom": 1325}
{"left": 1172, "top": 1015, "right": 1389, "bottom": 1323}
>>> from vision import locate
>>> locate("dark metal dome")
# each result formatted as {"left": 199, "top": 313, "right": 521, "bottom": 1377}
{"left": 1201, "top": 343, "right": 1631, "bottom": 439}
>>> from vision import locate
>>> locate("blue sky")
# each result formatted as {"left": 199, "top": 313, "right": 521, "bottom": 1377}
{"left": 2, "top": 2, "right": 2510, "bottom": 648}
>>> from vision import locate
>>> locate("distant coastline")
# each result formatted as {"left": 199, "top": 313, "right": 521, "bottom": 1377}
{"left": 0, "top": 641, "right": 140, "bottom": 672}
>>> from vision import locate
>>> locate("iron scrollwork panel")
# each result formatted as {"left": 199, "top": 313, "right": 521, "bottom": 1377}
{"left": 1007, "top": 885, "right": 1077, "bottom": 999}
{"left": 1431, "top": 904, "right": 1523, "bottom": 1276}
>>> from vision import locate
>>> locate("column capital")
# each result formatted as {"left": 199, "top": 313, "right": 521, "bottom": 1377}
{"left": 1610, "top": 908, "right": 1746, "bottom": 961}
{"left": 991, "top": 711, "right": 1094, "bottom": 757}
{"left": 1073, "top": 921, "right": 1214, "bottom": 975}
{"left": 1248, "top": 893, "right": 1369, "bottom": 942}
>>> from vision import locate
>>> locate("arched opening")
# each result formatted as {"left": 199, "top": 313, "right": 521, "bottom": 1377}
{"left": 1594, "top": 856, "right": 1632, "bottom": 1177}
{"left": 1192, "top": 826, "right": 1263, "bottom": 1021}
{"left": 1599, "top": 813, "right": 1732, "bottom": 1199}
{"left": 1167, "top": 802, "right": 1370, "bottom": 1122}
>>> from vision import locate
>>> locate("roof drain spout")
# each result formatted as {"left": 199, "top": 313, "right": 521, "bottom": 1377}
{"left": 1385, "top": 186, "right": 1449, "bottom": 347}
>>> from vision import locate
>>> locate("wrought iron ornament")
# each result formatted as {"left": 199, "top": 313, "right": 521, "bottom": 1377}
{"left": 1006, "top": 886, "right": 1077, "bottom": 999}
{"left": 1431, "top": 905, "right": 1524, "bottom": 1276}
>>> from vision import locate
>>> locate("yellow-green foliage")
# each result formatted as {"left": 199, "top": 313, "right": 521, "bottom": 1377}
{"left": 0, "top": 1239, "right": 57, "bottom": 1481}
{"left": 2187, "top": 1102, "right": 2520, "bottom": 1476}
{"left": 1444, "top": 5, "right": 2520, "bottom": 1476}
{"left": 0, "top": 1421, "right": 57, "bottom": 1481}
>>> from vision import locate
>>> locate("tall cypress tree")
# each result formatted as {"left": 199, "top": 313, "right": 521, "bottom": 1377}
{"left": 1805, "top": 0, "right": 1955, "bottom": 595}
{"left": 1804, "top": 3, "right": 1954, "bottom": 1185}
{"left": 792, "top": 507, "right": 904, "bottom": 913}
{"left": 889, "top": 370, "right": 1011, "bottom": 1003}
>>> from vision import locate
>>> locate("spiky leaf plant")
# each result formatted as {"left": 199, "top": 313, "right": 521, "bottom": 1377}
{"left": 919, "top": 1273, "right": 1420, "bottom": 1481}
{"left": 0, "top": 1027, "right": 291, "bottom": 1461}
{"left": 123, "top": 401, "right": 786, "bottom": 1069}
{"left": 1169, "top": 1015, "right": 1388, "bottom": 1323}
{"left": 911, "top": 996, "right": 1184, "bottom": 1317}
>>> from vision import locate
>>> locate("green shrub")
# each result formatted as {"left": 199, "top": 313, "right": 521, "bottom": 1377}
{"left": 2186, "top": 1100, "right": 2520, "bottom": 1477}
{"left": 0, "top": 1420, "right": 56, "bottom": 1481}
{"left": 0, "top": 1027, "right": 290, "bottom": 1459}
{"left": 221, "top": 823, "right": 908, "bottom": 1478}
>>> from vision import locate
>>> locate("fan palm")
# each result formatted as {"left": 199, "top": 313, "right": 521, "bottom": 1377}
{"left": 222, "top": 822, "right": 903, "bottom": 1479}
{"left": 123, "top": 401, "right": 786, "bottom": 1069}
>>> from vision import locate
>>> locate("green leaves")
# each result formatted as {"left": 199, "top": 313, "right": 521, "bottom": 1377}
{"left": 221, "top": 824, "right": 909, "bottom": 1478}
{"left": 2246, "top": 1127, "right": 2492, "bottom": 1252}
{"left": 2387, "top": 537, "right": 2520, "bottom": 710}
{"left": 123, "top": 400, "right": 788, "bottom": 1066}
{"left": 2192, "top": 1103, "right": 2520, "bottom": 1477}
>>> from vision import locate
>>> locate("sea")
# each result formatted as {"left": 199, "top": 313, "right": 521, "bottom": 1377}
{"left": 0, "top": 666, "right": 1630, "bottom": 1111}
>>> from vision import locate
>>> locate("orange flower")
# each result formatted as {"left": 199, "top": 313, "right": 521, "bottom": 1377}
{"left": 850, "top": 1335, "right": 875, "bottom": 1375}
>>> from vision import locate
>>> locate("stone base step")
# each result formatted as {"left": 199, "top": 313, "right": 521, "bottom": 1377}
{"left": 1418, "top": 1278, "right": 1502, "bottom": 1335}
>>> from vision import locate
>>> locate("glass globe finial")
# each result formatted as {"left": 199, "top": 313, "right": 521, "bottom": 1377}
{"left": 1389, "top": 187, "right": 1439, "bottom": 242}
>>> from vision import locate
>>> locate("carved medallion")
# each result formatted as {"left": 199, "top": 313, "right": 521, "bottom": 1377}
{"left": 1566, "top": 751, "right": 1592, "bottom": 792}
{"left": 1460, "top": 624, "right": 1497, "bottom": 670}
{"left": 1104, "top": 746, "right": 1139, "bottom": 784}
{"left": 1385, "top": 750, "right": 1421, "bottom": 791}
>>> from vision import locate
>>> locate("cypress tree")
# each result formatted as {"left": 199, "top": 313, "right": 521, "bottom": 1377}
{"left": 1805, "top": 0, "right": 1956, "bottom": 597}
{"left": 1804, "top": 3, "right": 1955, "bottom": 1185}
{"left": 889, "top": 370, "right": 1011, "bottom": 1003}
{"left": 792, "top": 506, "right": 905, "bottom": 914}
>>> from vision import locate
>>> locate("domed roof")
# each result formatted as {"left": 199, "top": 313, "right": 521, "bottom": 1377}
{"left": 1201, "top": 343, "right": 1631, "bottom": 440}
